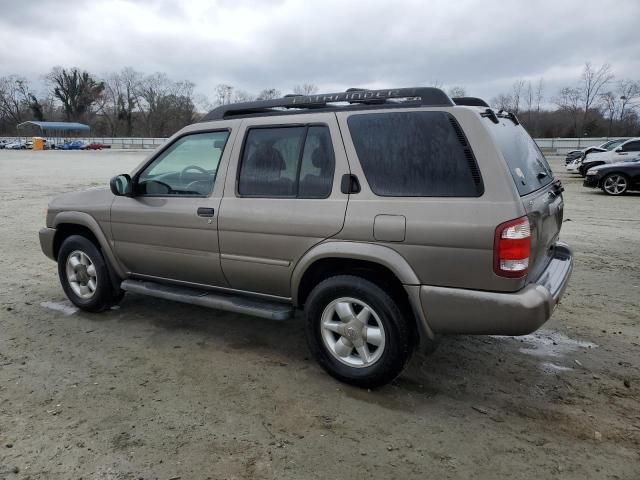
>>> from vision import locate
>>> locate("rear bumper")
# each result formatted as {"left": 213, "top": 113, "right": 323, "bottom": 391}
{"left": 419, "top": 242, "right": 573, "bottom": 336}
{"left": 39, "top": 227, "right": 57, "bottom": 261}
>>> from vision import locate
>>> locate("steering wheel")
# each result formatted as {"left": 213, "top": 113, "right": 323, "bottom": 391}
{"left": 180, "top": 165, "right": 209, "bottom": 182}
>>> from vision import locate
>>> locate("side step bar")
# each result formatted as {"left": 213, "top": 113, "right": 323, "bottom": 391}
{"left": 121, "top": 279, "right": 294, "bottom": 321}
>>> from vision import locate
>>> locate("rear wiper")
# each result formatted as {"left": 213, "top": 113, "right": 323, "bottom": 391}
{"left": 496, "top": 110, "right": 520, "bottom": 125}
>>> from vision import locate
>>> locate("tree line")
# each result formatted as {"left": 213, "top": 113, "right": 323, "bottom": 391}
{"left": 489, "top": 63, "right": 639, "bottom": 137}
{"left": 0, "top": 62, "right": 638, "bottom": 138}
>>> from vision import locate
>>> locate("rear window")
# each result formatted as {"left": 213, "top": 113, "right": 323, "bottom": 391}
{"left": 489, "top": 121, "right": 553, "bottom": 196}
{"left": 347, "top": 112, "right": 483, "bottom": 197}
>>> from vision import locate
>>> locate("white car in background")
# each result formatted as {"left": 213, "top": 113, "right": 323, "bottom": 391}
{"left": 4, "top": 141, "right": 27, "bottom": 150}
{"left": 565, "top": 138, "right": 626, "bottom": 164}
{"left": 579, "top": 138, "right": 640, "bottom": 176}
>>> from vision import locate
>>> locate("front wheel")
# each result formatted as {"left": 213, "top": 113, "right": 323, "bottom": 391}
{"left": 58, "top": 235, "right": 124, "bottom": 312}
{"left": 304, "top": 275, "right": 414, "bottom": 388}
{"left": 601, "top": 173, "right": 629, "bottom": 195}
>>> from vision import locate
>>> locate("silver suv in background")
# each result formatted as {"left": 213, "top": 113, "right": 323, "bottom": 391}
{"left": 39, "top": 88, "right": 573, "bottom": 387}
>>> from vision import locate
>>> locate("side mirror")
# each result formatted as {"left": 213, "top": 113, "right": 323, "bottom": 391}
{"left": 615, "top": 147, "right": 623, "bottom": 152}
{"left": 110, "top": 174, "right": 132, "bottom": 196}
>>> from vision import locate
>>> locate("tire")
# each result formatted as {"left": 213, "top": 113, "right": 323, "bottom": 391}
{"left": 57, "top": 235, "right": 124, "bottom": 312}
{"left": 601, "top": 173, "right": 629, "bottom": 196}
{"left": 304, "top": 275, "right": 414, "bottom": 388}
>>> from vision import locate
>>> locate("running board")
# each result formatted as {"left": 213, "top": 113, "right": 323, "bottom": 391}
{"left": 120, "top": 279, "right": 294, "bottom": 321}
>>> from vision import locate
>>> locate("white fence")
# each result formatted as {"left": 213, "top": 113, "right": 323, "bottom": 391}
{"left": 1, "top": 136, "right": 633, "bottom": 154}
{"left": 533, "top": 137, "right": 633, "bottom": 154}
{"left": 0, "top": 136, "right": 166, "bottom": 149}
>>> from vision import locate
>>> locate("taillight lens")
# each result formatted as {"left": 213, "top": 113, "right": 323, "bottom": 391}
{"left": 494, "top": 216, "right": 531, "bottom": 278}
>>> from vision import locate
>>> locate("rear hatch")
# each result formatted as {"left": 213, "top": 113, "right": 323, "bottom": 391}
{"left": 488, "top": 118, "right": 564, "bottom": 281}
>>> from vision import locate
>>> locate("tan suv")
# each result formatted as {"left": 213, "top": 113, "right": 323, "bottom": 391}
{"left": 39, "top": 88, "right": 573, "bottom": 387}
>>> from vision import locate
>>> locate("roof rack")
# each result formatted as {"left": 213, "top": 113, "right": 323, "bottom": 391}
{"left": 201, "top": 87, "right": 455, "bottom": 121}
{"left": 452, "top": 97, "right": 490, "bottom": 107}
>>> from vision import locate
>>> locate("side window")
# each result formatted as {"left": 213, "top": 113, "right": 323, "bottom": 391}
{"left": 347, "top": 112, "right": 483, "bottom": 197}
{"left": 137, "top": 131, "right": 229, "bottom": 196}
{"left": 298, "top": 126, "right": 335, "bottom": 198}
{"left": 238, "top": 125, "right": 335, "bottom": 198}
{"left": 622, "top": 141, "right": 640, "bottom": 152}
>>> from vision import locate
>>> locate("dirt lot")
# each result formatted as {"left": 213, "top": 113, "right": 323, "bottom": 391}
{"left": 0, "top": 150, "right": 638, "bottom": 479}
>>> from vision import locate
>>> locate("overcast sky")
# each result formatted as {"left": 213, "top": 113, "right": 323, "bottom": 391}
{"left": 0, "top": 0, "right": 638, "bottom": 104}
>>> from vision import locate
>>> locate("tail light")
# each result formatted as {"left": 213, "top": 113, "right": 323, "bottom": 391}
{"left": 494, "top": 216, "right": 531, "bottom": 278}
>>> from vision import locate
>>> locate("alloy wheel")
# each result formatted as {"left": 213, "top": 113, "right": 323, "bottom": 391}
{"left": 603, "top": 174, "right": 628, "bottom": 195}
{"left": 65, "top": 250, "right": 98, "bottom": 299}
{"left": 320, "top": 297, "right": 386, "bottom": 368}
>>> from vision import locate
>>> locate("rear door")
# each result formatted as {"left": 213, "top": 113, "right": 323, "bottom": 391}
{"left": 217, "top": 114, "right": 349, "bottom": 298}
{"left": 488, "top": 119, "right": 563, "bottom": 280}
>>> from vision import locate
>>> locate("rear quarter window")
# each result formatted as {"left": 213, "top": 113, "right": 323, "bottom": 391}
{"left": 489, "top": 121, "right": 553, "bottom": 196}
{"left": 347, "top": 111, "right": 483, "bottom": 197}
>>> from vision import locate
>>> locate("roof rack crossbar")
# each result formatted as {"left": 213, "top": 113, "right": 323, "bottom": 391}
{"left": 201, "top": 87, "right": 454, "bottom": 121}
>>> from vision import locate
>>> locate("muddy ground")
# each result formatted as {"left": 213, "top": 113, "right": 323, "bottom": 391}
{"left": 0, "top": 150, "right": 638, "bottom": 479}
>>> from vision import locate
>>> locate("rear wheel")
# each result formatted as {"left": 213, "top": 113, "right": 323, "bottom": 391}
{"left": 601, "top": 173, "right": 628, "bottom": 195}
{"left": 304, "top": 275, "right": 414, "bottom": 388}
{"left": 58, "top": 235, "right": 124, "bottom": 312}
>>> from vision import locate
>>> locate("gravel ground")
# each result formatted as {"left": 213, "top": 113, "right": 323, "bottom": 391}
{"left": 0, "top": 150, "right": 638, "bottom": 480}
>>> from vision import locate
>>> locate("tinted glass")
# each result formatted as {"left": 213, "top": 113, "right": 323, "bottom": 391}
{"left": 488, "top": 120, "right": 553, "bottom": 196}
{"left": 137, "top": 131, "right": 229, "bottom": 196}
{"left": 347, "top": 112, "right": 483, "bottom": 197}
{"left": 298, "top": 126, "right": 335, "bottom": 198}
{"left": 238, "top": 126, "right": 335, "bottom": 198}
{"left": 622, "top": 141, "right": 640, "bottom": 152}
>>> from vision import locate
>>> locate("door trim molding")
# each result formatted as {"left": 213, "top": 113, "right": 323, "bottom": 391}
{"left": 221, "top": 253, "right": 290, "bottom": 267}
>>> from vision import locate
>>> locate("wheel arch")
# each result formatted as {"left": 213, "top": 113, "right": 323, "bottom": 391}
{"left": 291, "top": 242, "right": 434, "bottom": 340}
{"left": 52, "top": 211, "right": 126, "bottom": 279}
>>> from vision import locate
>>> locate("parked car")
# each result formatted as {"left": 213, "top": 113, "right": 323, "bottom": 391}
{"left": 5, "top": 141, "right": 27, "bottom": 150}
{"left": 565, "top": 138, "right": 626, "bottom": 165}
{"left": 579, "top": 138, "right": 640, "bottom": 176}
{"left": 0, "top": 139, "right": 8, "bottom": 149}
{"left": 39, "top": 87, "right": 573, "bottom": 387}
{"left": 60, "top": 140, "right": 86, "bottom": 150}
{"left": 584, "top": 156, "right": 640, "bottom": 195}
{"left": 81, "top": 142, "right": 110, "bottom": 150}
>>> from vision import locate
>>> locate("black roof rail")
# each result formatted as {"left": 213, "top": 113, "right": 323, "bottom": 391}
{"left": 201, "top": 87, "right": 454, "bottom": 121}
{"left": 452, "top": 97, "right": 490, "bottom": 107}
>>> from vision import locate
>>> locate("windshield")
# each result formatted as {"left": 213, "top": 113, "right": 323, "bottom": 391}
{"left": 605, "top": 139, "right": 625, "bottom": 150}
{"left": 488, "top": 120, "right": 554, "bottom": 196}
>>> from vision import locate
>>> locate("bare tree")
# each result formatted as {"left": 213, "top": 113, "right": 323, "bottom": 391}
{"left": 215, "top": 84, "right": 234, "bottom": 105}
{"left": 524, "top": 80, "right": 535, "bottom": 126}
{"left": 48, "top": 67, "right": 105, "bottom": 122}
{"left": 256, "top": 88, "right": 281, "bottom": 100}
{"left": 0, "top": 75, "right": 31, "bottom": 124}
{"left": 447, "top": 86, "right": 466, "bottom": 98}
{"left": 136, "top": 72, "right": 176, "bottom": 136}
{"left": 555, "top": 87, "right": 582, "bottom": 136}
{"left": 293, "top": 83, "right": 318, "bottom": 95}
{"left": 232, "top": 90, "right": 254, "bottom": 103}
{"left": 491, "top": 93, "right": 513, "bottom": 111}
{"left": 599, "top": 91, "right": 618, "bottom": 136}
{"left": 511, "top": 79, "right": 526, "bottom": 114}
{"left": 579, "top": 62, "right": 614, "bottom": 134}
{"left": 535, "top": 78, "right": 544, "bottom": 113}
{"left": 617, "top": 79, "right": 640, "bottom": 121}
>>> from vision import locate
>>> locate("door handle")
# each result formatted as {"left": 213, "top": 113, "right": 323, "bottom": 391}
{"left": 197, "top": 207, "right": 215, "bottom": 217}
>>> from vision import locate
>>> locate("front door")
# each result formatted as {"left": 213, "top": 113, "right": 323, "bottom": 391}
{"left": 218, "top": 114, "right": 349, "bottom": 298}
{"left": 110, "top": 129, "right": 234, "bottom": 287}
